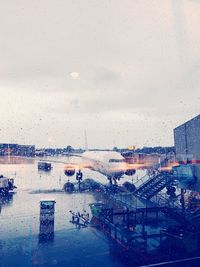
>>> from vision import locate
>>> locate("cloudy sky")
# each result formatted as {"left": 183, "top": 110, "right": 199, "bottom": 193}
{"left": 0, "top": 0, "right": 200, "bottom": 149}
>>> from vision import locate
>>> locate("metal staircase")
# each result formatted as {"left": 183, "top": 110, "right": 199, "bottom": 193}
{"left": 163, "top": 207, "right": 192, "bottom": 227}
{"left": 134, "top": 172, "right": 173, "bottom": 200}
{"left": 133, "top": 172, "right": 200, "bottom": 229}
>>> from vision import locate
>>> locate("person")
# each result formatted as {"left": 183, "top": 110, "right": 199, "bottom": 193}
{"left": 76, "top": 215, "right": 80, "bottom": 224}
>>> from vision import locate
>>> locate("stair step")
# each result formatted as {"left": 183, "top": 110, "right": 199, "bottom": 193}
{"left": 134, "top": 174, "right": 172, "bottom": 200}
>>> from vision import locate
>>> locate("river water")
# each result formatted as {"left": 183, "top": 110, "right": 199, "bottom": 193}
{"left": 0, "top": 156, "right": 144, "bottom": 267}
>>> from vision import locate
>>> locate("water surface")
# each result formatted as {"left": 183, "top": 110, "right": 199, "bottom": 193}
{"left": 0, "top": 156, "right": 139, "bottom": 267}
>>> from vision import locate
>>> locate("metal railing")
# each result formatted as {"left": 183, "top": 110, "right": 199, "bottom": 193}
{"left": 151, "top": 192, "right": 181, "bottom": 209}
{"left": 133, "top": 172, "right": 152, "bottom": 188}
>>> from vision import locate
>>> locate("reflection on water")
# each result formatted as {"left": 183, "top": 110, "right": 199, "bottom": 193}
{"left": 0, "top": 156, "right": 35, "bottom": 165}
{"left": 0, "top": 192, "right": 14, "bottom": 206}
{"left": 0, "top": 156, "right": 139, "bottom": 267}
{"left": 0, "top": 193, "right": 14, "bottom": 215}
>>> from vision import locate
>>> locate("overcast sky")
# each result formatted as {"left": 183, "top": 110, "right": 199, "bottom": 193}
{"left": 0, "top": 0, "right": 200, "bottom": 149}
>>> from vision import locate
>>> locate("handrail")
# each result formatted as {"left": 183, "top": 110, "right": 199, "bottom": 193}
{"left": 133, "top": 172, "right": 151, "bottom": 188}
{"left": 151, "top": 192, "right": 181, "bottom": 209}
{"left": 134, "top": 170, "right": 165, "bottom": 191}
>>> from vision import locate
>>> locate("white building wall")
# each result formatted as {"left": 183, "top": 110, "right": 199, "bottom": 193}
{"left": 174, "top": 115, "right": 200, "bottom": 161}
{"left": 174, "top": 115, "right": 200, "bottom": 191}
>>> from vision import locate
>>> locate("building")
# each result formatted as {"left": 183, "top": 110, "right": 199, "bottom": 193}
{"left": 16, "top": 145, "right": 35, "bottom": 156}
{"left": 174, "top": 114, "right": 200, "bottom": 162}
{"left": 0, "top": 143, "right": 35, "bottom": 156}
{"left": 174, "top": 114, "right": 200, "bottom": 190}
{"left": 0, "top": 144, "right": 18, "bottom": 156}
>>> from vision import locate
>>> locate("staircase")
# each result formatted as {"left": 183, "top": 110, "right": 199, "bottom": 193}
{"left": 134, "top": 173, "right": 173, "bottom": 200}
{"left": 163, "top": 207, "right": 191, "bottom": 227}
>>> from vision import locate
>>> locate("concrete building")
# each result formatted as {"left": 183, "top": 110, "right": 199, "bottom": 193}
{"left": 0, "top": 143, "right": 35, "bottom": 156}
{"left": 16, "top": 145, "right": 35, "bottom": 156}
{"left": 174, "top": 114, "right": 200, "bottom": 162}
{"left": 0, "top": 144, "right": 18, "bottom": 156}
{"left": 174, "top": 114, "right": 200, "bottom": 190}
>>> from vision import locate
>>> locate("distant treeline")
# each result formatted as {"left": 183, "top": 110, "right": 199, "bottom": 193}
{"left": 135, "top": 146, "right": 175, "bottom": 154}
{"left": 114, "top": 146, "right": 175, "bottom": 154}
